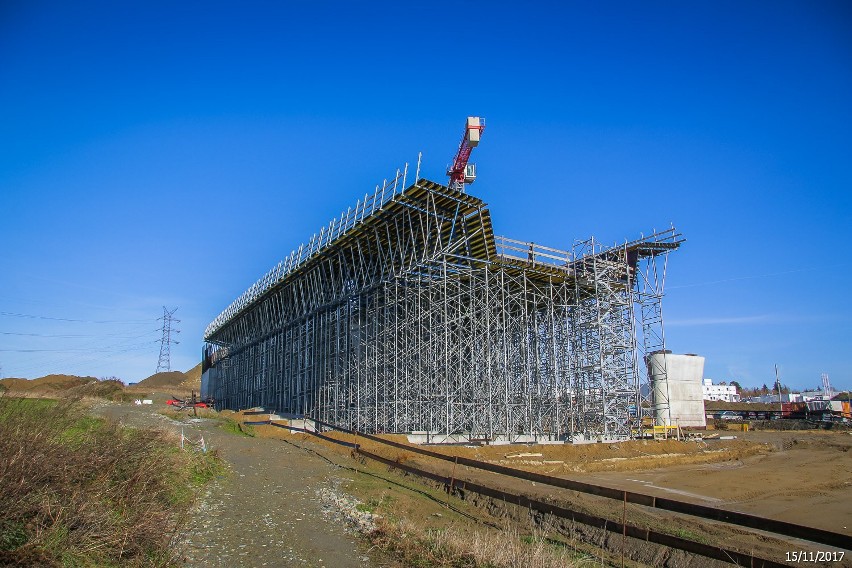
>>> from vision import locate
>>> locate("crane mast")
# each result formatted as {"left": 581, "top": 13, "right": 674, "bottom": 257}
{"left": 446, "top": 116, "right": 485, "bottom": 192}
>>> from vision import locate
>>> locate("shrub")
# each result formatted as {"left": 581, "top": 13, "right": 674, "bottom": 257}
{"left": 0, "top": 396, "right": 218, "bottom": 567}
{"left": 64, "top": 379, "right": 133, "bottom": 402}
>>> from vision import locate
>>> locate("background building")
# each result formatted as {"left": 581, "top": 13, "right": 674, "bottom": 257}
{"left": 702, "top": 379, "right": 740, "bottom": 402}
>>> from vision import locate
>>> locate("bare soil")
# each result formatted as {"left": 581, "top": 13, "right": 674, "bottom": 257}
{"left": 82, "top": 399, "right": 852, "bottom": 567}
{"left": 267, "top": 427, "right": 851, "bottom": 566}
{"left": 583, "top": 430, "right": 852, "bottom": 535}
{"left": 89, "top": 401, "right": 376, "bottom": 568}
{"left": 311, "top": 429, "right": 851, "bottom": 537}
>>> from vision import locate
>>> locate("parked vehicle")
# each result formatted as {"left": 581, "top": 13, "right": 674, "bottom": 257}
{"left": 719, "top": 411, "right": 740, "bottom": 420}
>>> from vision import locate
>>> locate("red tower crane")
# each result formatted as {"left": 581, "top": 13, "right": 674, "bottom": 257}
{"left": 446, "top": 116, "right": 485, "bottom": 192}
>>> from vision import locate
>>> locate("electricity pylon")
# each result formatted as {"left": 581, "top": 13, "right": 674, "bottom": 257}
{"left": 156, "top": 307, "right": 180, "bottom": 373}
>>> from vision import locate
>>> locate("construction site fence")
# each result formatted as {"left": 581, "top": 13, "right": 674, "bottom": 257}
{"left": 311, "top": 419, "right": 847, "bottom": 550}
{"left": 254, "top": 417, "right": 849, "bottom": 566}
{"left": 355, "top": 446, "right": 789, "bottom": 568}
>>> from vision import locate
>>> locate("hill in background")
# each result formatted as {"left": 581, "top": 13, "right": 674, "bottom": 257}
{"left": 134, "top": 371, "right": 186, "bottom": 389}
{"left": 132, "top": 363, "right": 202, "bottom": 392}
{"left": 0, "top": 364, "right": 202, "bottom": 395}
{"left": 0, "top": 374, "right": 98, "bottom": 392}
{"left": 183, "top": 362, "right": 201, "bottom": 389}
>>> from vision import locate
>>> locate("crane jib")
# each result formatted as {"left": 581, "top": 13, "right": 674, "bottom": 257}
{"left": 447, "top": 116, "right": 485, "bottom": 189}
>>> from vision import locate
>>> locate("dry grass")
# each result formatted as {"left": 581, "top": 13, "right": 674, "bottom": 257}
{"left": 0, "top": 375, "right": 98, "bottom": 393}
{"left": 0, "top": 396, "right": 220, "bottom": 567}
{"left": 0, "top": 378, "right": 138, "bottom": 404}
{"left": 370, "top": 517, "right": 593, "bottom": 568}
{"left": 63, "top": 379, "right": 138, "bottom": 402}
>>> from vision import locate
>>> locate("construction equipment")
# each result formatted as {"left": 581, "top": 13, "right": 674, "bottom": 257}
{"left": 166, "top": 390, "right": 213, "bottom": 411}
{"left": 446, "top": 116, "right": 485, "bottom": 192}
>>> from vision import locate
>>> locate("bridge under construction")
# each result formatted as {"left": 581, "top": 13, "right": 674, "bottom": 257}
{"left": 202, "top": 158, "right": 682, "bottom": 442}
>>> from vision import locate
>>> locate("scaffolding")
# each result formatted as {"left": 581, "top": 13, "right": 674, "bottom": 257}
{"left": 203, "top": 166, "right": 683, "bottom": 442}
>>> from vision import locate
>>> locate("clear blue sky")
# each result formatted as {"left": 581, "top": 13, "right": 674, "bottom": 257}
{"left": 1, "top": 1, "right": 850, "bottom": 390}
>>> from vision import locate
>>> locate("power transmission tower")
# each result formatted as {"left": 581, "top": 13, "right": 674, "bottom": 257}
{"left": 156, "top": 307, "right": 180, "bottom": 373}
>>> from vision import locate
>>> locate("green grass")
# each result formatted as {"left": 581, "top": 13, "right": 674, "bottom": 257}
{"left": 356, "top": 494, "right": 395, "bottom": 514}
{"left": 59, "top": 415, "right": 106, "bottom": 447}
{"left": 158, "top": 408, "right": 254, "bottom": 438}
{"left": 0, "top": 520, "right": 28, "bottom": 551}
{"left": 0, "top": 396, "right": 57, "bottom": 414}
{"left": 163, "top": 443, "right": 224, "bottom": 506}
{"left": 218, "top": 417, "right": 255, "bottom": 437}
{"left": 673, "top": 527, "right": 710, "bottom": 545}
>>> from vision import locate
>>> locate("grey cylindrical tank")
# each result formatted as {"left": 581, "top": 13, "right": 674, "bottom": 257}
{"left": 647, "top": 351, "right": 706, "bottom": 427}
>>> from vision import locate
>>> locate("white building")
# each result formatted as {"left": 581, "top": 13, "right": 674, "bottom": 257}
{"left": 702, "top": 379, "right": 740, "bottom": 402}
{"left": 799, "top": 390, "right": 831, "bottom": 402}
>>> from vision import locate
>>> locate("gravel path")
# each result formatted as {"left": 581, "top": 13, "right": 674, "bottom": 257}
{"left": 90, "top": 402, "right": 376, "bottom": 567}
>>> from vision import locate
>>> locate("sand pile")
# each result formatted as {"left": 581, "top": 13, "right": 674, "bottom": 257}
{"left": 135, "top": 371, "right": 187, "bottom": 390}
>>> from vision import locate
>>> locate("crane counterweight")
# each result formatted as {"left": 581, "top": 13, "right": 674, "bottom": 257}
{"left": 446, "top": 116, "right": 485, "bottom": 192}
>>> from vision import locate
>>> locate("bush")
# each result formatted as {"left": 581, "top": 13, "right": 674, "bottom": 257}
{"left": 64, "top": 379, "right": 134, "bottom": 402}
{"left": 0, "top": 396, "right": 219, "bottom": 567}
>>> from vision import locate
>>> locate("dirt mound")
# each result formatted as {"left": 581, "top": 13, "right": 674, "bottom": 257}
{"left": 135, "top": 371, "right": 187, "bottom": 389}
{"left": 65, "top": 379, "right": 129, "bottom": 401}
{"left": 180, "top": 363, "right": 202, "bottom": 390}
{"left": 133, "top": 365, "right": 201, "bottom": 392}
{"left": 0, "top": 378, "right": 29, "bottom": 391}
{"left": 0, "top": 374, "right": 98, "bottom": 392}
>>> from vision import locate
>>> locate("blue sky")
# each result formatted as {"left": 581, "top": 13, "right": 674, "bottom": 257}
{"left": 1, "top": 1, "right": 850, "bottom": 390}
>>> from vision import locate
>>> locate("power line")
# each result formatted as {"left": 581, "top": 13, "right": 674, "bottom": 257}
{"left": 0, "top": 312, "right": 158, "bottom": 377}
{"left": 2, "top": 326, "right": 161, "bottom": 378}
{"left": 0, "top": 310, "right": 154, "bottom": 324}
{"left": 0, "top": 341, "right": 159, "bottom": 353}
{"left": 0, "top": 330, "right": 157, "bottom": 338}
{"left": 1, "top": 340, "right": 160, "bottom": 378}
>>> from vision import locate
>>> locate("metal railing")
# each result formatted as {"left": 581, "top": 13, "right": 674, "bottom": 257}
{"left": 494, "top": 236, "right": 573, "bottom": 267}
{"left": 204, "top": 163, "right": 410, "bottom": 340}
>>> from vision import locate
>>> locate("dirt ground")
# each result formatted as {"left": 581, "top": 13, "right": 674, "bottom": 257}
{"left": 256, "top": 425, "right": 851, "bottom": 566}
{"left": 308, "top": 428, "right": 851, "bottom": 537}
{"left": 89, "top": 400, "right": 377, "bottom": 568}
{"left": 85, "top": 398, "right": 851, "bottom": 567}
{"left": 584, "top": 430, "right": 852, "bottom": 535}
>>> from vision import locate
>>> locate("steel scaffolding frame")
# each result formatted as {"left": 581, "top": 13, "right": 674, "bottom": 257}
{"left": 203, "top": 168, "right": 682, "bottom": 441}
